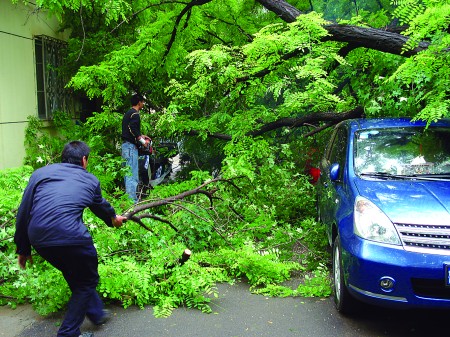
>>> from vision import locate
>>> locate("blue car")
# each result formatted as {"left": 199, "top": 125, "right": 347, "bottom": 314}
{"left": 317, "top": 118, "right": 450, "bottom": 313}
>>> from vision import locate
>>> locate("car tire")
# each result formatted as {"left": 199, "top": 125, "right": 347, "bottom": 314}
{"left": 332, "top": 235, "right": 357, "bottom": 314}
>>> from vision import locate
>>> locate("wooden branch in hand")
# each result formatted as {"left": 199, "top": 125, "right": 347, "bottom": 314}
{"left": 125, "top": 178, "right": 237, "bottom": 216}
{"left": 123, "top": 177, "right": 240, "bottom": 230}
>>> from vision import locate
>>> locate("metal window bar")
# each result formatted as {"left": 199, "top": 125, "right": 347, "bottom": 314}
{"left": 34, "top": 35, "right": 71, "bottom": 119}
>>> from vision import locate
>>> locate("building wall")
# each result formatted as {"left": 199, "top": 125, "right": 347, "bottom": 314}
{"left": 0, "top": 0, "right": 69, "bottom": 169}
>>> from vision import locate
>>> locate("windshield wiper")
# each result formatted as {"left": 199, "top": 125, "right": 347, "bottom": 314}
{"left": 359, "top": 172, "right": 410, "bottom": 180}
{"left": 360, "top": 172, "right": 450, "bottom": 181}
{"left": 403, "top": 174, "right": 450, "bottom": 181}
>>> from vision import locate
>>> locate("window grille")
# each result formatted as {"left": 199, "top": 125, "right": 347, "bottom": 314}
{"left": 34, "top": 35, "right": 75, "bottom": 119}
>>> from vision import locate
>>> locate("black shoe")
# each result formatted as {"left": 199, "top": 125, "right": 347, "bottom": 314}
{"left": 95, "top": 309, "right": 111, "bottom": 325}
{"left": 79, "top": 333, "right": 94, "bottom": 337}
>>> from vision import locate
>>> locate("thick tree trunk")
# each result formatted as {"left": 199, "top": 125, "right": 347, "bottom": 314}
{"left": 256, "top": 0, "right": 429, "bottom": 57}
{"left": 256, "top": 0, "right": 301, "bottom": 23}
{"left": 324, "top": 24, "right": 428, "bottom": 57}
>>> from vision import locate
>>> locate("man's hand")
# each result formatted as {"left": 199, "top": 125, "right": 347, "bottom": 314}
{"left": 18, "top": 254, "right": 32, "bottom": 269}
{"left": 138, "top": 135, "right": 151, "bottom": 145}
{"left": 112, "top": 215, "right": 127, "bottom": 228}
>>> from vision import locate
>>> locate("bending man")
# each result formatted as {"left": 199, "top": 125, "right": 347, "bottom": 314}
{"left": 14, "top": 141, "right": 127, "bottom": 337}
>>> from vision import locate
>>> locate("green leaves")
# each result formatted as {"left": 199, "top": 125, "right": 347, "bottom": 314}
{"left": 195, "top": 244, "right": 300, "bottom": 287}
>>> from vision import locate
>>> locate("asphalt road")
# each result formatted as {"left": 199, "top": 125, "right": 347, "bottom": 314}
{"left": 2, "top": 280, "right": 450, "bottom": 337}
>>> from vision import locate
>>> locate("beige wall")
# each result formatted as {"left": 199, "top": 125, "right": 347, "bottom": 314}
{"left": 0, "top": 0, "right": 69, "bottom": 169}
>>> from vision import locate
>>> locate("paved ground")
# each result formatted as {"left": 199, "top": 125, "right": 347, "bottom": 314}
{"left": 0, "top": 303, "right": 41, "bottom": 337}
{"left": 1, "top": 281, "right": 362, "bottom": 337}
{"left": 2, "top": 280, "right": 450, "bottom": 337}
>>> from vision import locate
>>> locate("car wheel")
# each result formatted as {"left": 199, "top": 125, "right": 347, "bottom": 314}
{"left": 332, "top": 235, "right": 357, "bottom": 314}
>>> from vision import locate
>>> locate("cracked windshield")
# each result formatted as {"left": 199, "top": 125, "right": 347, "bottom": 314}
{"left": 354, "top": 127, "right": 450, "bottom": 176}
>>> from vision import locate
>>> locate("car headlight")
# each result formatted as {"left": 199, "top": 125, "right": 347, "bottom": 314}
{"left": 354, "top": 196, "right": 401, "bottom": 245}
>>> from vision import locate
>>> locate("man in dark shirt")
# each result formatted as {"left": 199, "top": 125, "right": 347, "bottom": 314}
{"left": 15, "top": 141, "right": 127, "bottom": 337}
{"left": 121, "top": 93, "right": 151, "bottom": 202}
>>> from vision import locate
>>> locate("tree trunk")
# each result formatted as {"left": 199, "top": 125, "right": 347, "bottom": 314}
{"left": 256, "top": 0, "right": 429, "bottom": 57}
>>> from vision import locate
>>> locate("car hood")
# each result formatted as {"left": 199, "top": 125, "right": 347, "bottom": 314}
{"left": 354, "top": 178, "right": 450, "bottom": 225}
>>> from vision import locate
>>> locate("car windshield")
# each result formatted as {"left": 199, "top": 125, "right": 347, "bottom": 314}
{"left": 354, "top": 126, "right": 450, "bottom": 177}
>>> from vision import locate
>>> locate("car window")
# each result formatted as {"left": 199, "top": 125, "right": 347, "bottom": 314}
{"left": 354, "top": 127, "right": 450, "bottom": 176}
{"left": 328, "top": 126, "right": 348, "bottom": 179}
{"left": 324, "top": 127, "right": 338, "bottom": 161}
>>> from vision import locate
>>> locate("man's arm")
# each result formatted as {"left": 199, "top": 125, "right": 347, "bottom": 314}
{"left": 14, "top": 176, "right": 37, "bottom": 257}
{"left": 89, "top": 183, "right": 127, "bottom": 227}
{"left": 128, "top": 112, "right": 142, "bottom": 143}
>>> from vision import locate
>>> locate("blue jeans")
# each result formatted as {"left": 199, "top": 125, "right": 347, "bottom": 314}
{"left": 122, "top": 142, "right": 139, "bottom": 202}
{"left": 35, "top": 245, "right": 104, "bottom": 337}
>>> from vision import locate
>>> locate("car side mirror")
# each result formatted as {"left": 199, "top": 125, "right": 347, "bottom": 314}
{"left": 330, "top": 163, "right": 340, "bottom": 181}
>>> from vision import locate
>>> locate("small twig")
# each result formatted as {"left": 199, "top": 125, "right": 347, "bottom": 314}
{"left": 75, "top": 2, "right": 86, "bottom": 62}
{"left": 0, "top": 236, "right": 13, "bottom": 242}
{"left": 1, "top": 208, "right": 17, "bottom": 229}
{"left": 137, "top": 214, "right": 179, "bottom": 232}
{"left": 169, "top": 200, "right": 234, "bottom": 248}
{"left": 128, "top": 215, "right": 154, "bottom": 232}
{"left": 127, "top": 215, "right": 181, "bottom": 258}
{"left": 166, "top": 200, "right": 211, "bottom": 223}
{"left": 110, "top": 1, "right": 170, "bottom": 34}
{"left": 0, "top": 294, "right": 16, "bottom": 300}
{"left": 104, "top": 249, "right": 137, "bottom": 257}
{"left": 0, "top": 250, "right": 14, "bottom": 264}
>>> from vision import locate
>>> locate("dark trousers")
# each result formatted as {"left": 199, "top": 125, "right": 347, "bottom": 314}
{"left": 35, "top": 245, "right": 104, "bottom": 337}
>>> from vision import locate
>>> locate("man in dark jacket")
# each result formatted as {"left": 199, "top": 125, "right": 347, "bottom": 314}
{"left": 14, "top": 141, "right": 127, "bottom": 337}
{"left": 121, "top": 93, "right": 151, "bottom": 202}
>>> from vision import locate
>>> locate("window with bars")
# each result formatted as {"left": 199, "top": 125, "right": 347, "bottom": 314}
{"left": 34, "top": 35, "right": 76, "bottom": 119}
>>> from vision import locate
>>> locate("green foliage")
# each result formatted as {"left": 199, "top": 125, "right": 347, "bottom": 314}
{"left": 251, "top": 263, "right": 332, "bottom": 298}
{"left": 195, "top": 244, "right": 300, "bottom": 287}
{"left": 12, "top": 0, "right": 450, "bottom": 319}
{"left": 392, "top": 0, "right": 426, "bottom": 26}
{"left": 0, "top": 167, "right": 33, "bottom": 262}
{"left": 98, "top": 253, "right": 225, "bottom": 317}
{"left": 197, "top": 246, "right": 331, "bottom": 299}
{"left": 295, "top": 263, "right": 332, "bottom": 297}
{"left": 23, "top": 111, "right": 86, "bottom": 168}
{"left": 381, "top": 1, "right": 450, "bottom": 121}
{"left": 23, "top": 116, "right": 63, "bottom": 168}
{"left": 0, "top": 256, "right": 70, "bottom": 315}
{"left": 316, "top": 0, "right": 393, "bottom": 20}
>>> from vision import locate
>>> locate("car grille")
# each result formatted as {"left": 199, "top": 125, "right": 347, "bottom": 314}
{"left": 395, "top": 223, "right": 450, "bottom": 253}
{"left": 411, "top": 278, "right": 450, "bottom": 299}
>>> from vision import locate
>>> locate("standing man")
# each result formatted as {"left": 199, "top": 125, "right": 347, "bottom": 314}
{"left": 121, "top": 93, "right": 151, "bottom": 203}
{"left": 14, "top": 141, "right": 127, "bottom": 337}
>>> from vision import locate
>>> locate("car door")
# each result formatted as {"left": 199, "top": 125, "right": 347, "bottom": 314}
{"left": 317, "top": 124, "right": 348, "bottom": 241}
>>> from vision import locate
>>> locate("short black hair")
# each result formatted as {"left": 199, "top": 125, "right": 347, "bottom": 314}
{"left": 131, "top": 94, "right": 145, "bottom": 106}
{"left": 61, "top": 141, "right": 90, "bottom": 166}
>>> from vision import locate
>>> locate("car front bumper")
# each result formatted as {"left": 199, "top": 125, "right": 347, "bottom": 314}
{"left": 342, "top": 235, "right": 450, "bottom": 309}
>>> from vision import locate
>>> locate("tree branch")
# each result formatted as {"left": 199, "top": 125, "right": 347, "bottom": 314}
{"left": 186, "top": 106, "right": 364, "bottom": 141}
{"left": 163, "top": 0, "right": 213, "bottom": 61}
{"left": 124, "top": 177, "right": 239, "bottom": 222}
{"left": 250, "top": 106, "right": 363, "bottom": 137}
{"left": 255, "top": 0, "right": 429, "bottom": 57}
